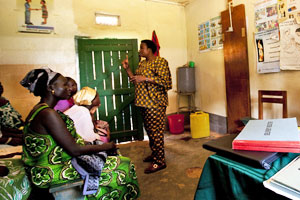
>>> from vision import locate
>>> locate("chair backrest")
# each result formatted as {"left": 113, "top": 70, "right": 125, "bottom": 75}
{"left": 258, "top": 90, "right": 287, "bottom": 119}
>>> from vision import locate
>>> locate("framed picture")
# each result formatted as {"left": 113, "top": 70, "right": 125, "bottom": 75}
{"left": 18, "top": 0, "right": 54, "bottom": 34}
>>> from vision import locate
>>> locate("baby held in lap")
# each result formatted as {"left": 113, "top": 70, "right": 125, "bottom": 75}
{"left": 64, "top": 86, "right": 110, "bottom": 144}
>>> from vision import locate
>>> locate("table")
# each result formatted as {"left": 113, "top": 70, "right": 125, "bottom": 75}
{"left": 194, "top": 153, "right": 299, "bottom": 200}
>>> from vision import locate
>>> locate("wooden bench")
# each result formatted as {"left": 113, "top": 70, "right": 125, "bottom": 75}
{"left": 49, "top": 179, "right": 85, "bottom": 200}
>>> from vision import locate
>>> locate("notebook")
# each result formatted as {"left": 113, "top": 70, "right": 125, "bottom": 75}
{"left": 272, "top": 156, "right": 300, "bottom": 193}
{"left": 203, "top": 134, "right": 285, "bottom": 169}
{"left": 263, "top": 156, "right": 300, "bottom": 199}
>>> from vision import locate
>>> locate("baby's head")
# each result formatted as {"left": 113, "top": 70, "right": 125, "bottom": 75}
{"left": 66, "top": 77, "right": 78, "bottom": 96}
{"left": 73, "top": 87, "right": 100, "bottom": 114}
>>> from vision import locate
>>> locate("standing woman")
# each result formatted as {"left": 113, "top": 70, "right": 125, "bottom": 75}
{"left": 122, "top": 40, "right": 172, "bottom": 174}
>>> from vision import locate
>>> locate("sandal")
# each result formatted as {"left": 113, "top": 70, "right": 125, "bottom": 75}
{"left": 144, "top": 163, "right": 166, "bottom": 174}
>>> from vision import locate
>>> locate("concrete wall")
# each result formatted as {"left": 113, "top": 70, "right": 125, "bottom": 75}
{"left": 186, "top": 0, "right": 300, "bottom": 124}
{"left": 0, "top": 0, "right": 187, "bottom": 118}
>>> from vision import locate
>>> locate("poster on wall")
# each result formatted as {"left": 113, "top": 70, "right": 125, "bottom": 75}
{"left": 277, "top": 0, "right": 300, "bottom": 23}
{"left": 255, "top": 28, "right": 280, "bottom": 73}
{"left": 198, "top": 16, "right": 223, "bottom": 52}
{"left": 255, "top": 0, "right": 279, "bottom": 33}
{"left": 210, "top": 16, "right": 223, "bottom": 50}
{"left": 286, "top": 0, "right": 300, "bottom": 23}
{"left": 278, "top": 0, "right": 288, "bottom": 23}
{"left": 18, "top": 0, "right": 54, "bottom": 34}
{"left": 198, "top": 21, "right": 211, "bottom": 52}
{"left": 279, "top": 19, "right": 300, "bottom": 70}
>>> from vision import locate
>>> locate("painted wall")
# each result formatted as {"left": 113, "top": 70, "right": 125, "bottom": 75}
{"left": 185, "top": 0, "right": 227, "bottom": 117}
{"left": 186, "top": 0, "right": 300, "bottom": 124}
{"left": 0, "top": 0, "right": 187, "bottom": 118}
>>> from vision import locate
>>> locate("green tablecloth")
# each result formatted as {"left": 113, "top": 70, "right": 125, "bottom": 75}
{"left": 0, "top": 158, "right": 31, "bottom": 200}
{"left": 194, "top": 153, "right": 299, "bottom": 200}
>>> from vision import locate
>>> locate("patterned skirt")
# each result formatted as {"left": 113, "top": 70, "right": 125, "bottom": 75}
{"left": 85, "top": 156, "right": 140, "bottom": 200}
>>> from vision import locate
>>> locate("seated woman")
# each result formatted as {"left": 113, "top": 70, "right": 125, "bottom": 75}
{"left": 54, "top": 77, "right": 77, "bottom": 112}
{"left": 0, "top": 81, "right": 23, "bottom": 146}
{"left": 20, "top": 68, "right": 139, "bottom": 199}
{"left": 64, "top": 87, "right": 110, "bottom": 143}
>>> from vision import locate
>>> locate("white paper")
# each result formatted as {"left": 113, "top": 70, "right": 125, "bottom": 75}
{"left": 264, "top": 179, "right": 300, "bottom": 200}
{"left": 280, "top": 19, "right": 300, "bottom": 70}
{"left": 255, "top": 0, "right": 279, "bottom": 33}
{"left": 234, "top": 118, "right": 299, "bottom": 142}
{"left": 272, "top": 156, "right": 300, "bottom": 193}
{"left": 264, "top": 156, "right": 300, "bottom": 200}
{"left": 255, "top": 28, "right": 280, "bottom": 73}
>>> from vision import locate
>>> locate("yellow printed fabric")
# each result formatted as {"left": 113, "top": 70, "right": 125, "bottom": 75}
{"left": 134, "top": 57, "right": 172, "bottom": 108}
{"left": 73, "top": 86, "right": 96, "bottom": 106}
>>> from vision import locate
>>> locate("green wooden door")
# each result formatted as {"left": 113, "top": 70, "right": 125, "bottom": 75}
{"left": 77, "top": 38, "right": 143, "bottom": 142}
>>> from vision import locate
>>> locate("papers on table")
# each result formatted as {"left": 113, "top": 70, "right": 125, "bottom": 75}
{"left": 264, "top": 156, "right": 300, "bottom": 200}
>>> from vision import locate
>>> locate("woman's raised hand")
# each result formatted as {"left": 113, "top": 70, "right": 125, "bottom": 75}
{"left": 122, "top": 55, "right": 129, "bottom": 70}
{"left": 121, "top": 55, "right": 134, "bottom": 79}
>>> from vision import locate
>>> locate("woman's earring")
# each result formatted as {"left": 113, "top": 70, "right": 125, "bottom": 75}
{"left": 51, "top": 90, "right": 55, "bottom": 95}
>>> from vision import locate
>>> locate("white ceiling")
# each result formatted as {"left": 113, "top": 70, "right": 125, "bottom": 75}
{"left": 145, "top": 0, "right": 192, "bottom": 6}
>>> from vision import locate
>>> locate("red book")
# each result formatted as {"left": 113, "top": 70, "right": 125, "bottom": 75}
{"left": 232, "top": 118, "right": 300, "bottom": 153}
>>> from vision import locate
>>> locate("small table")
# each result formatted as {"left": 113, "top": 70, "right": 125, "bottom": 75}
{"left": 177, "top": 92, "right": 195, "bottom": 113}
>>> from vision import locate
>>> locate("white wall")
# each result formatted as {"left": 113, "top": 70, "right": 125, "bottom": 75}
{"left": 186, "top": 0, "right": 300, "bottom": 124}
{"left": 0, "top": 0, "right": 187, "bottom": 118}
{"left": 185, "top": 0, "right": 227, "bottom": 116}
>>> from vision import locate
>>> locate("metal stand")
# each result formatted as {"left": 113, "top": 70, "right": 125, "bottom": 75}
{"left": 177, "top": 92, "right": 195, "bottom": 113}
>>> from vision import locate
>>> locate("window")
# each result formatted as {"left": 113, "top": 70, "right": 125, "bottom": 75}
{"left": 95, "top": 12, "right": 120, "bottom": 26}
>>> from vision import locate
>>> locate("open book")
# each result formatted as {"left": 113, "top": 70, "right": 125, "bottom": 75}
{"left": 264, "top": 156, "right": 300, "bottom": 199}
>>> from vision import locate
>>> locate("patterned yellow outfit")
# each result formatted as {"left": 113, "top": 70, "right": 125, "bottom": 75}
{"left": 135, "top": 56, "right": 172, "bottom": 165}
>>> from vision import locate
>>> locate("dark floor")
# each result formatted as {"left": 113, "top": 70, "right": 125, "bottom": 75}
{"left": 118, "top": 131, "right": 225, "bottom": 200}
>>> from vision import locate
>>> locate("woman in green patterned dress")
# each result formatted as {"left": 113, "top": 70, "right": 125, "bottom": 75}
{"left": 0, "top": 81, "right": 23, "bottom": 146}
{"left": 20, "top": 68, "right": 140, "bottom": 199}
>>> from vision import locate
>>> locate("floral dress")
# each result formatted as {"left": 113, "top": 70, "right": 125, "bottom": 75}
{"left": 22, "top": 105, "right": 84, "bottom": 187}
{"left": 0, "top": 100, "right": 23, "bottom": 130}
{"left": 22, "top": 105, "right": 140, "bottom": 199}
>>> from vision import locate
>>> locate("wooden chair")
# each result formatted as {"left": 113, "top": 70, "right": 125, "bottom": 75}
{"left": 258, "top": 90, "right": 287, "bottom": 119}
{"left": 236, "top": 90, "right": 287, "bottom": 132}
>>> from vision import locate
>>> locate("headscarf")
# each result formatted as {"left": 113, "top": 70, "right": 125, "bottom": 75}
{"left": 73, "top": 87, "right": 96, "bottom": 106}
{"left": 20, "top": 67, "right": 58, "bottom": 93}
